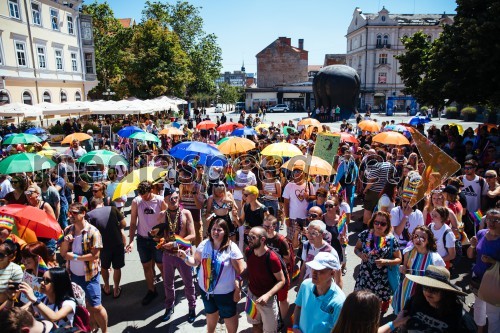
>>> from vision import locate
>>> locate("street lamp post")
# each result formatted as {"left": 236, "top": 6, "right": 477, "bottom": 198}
{"left": 102, "top": 88, "right": 115, "bottom": 100}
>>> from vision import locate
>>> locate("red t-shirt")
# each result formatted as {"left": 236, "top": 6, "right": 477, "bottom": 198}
{"left": 246, "top": 248, "right": 281, "bottom": 297}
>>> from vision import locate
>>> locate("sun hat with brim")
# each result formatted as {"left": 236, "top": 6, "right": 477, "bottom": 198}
{"left": 406, "top": 265, "right": 467, "bottom": 296}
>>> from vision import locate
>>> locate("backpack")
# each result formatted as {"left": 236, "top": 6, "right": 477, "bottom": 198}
{"left": 246, "top": 248, "right": 289, "bottom": 286}
{"left": 273, "top": 234, "right": 295, "bottom": 280}
{"left": 443, "top": 228, "right": 462, "bottom": 265}
{"left": 72, "top": 304, "right": 91, "bottom": 332}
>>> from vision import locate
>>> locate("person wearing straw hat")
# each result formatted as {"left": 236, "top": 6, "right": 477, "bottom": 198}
{"left": 402, "top": 265, "right": 476, "bottom": 332}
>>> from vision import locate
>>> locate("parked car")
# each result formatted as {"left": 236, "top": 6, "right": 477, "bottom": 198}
{"left": 214, "top": 105, "right": 224, "bottom": 113}
{"left": 235, "top": 102, "right": 246, "bottom": 112}
{"left": 268, "top": 104, "right": 289, "bottom": 113}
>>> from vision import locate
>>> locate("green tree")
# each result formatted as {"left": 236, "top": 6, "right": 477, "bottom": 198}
{"left": 218, "top": 83, "right": 240, "bottom": 107}
{"left": 82, "top": 2, "right": 131, "bottom": 99}
{"left": 397, "top": 0, "right": 500, "bottom": 106}
{"left": 142, "top": 1, "right": 222, "bottom": 96}
{"left": 123, "top": 19, "right": 192, "bottom": 98}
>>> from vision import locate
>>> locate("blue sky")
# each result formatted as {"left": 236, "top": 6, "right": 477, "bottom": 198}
{"left": 96, "top": 0, "right": 457, "bottom": 74}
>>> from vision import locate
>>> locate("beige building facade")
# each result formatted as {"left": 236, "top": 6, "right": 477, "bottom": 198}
{"left": 0, "top": 0, "right": 97, "bottom": 105}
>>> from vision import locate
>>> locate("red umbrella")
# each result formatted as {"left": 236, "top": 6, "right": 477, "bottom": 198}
{"left": 0, "top": 204, "right": 62, "bottom": 239}
{"left": 196, "top": 120, "right": 217, "bottom": 130}
{"left": 216, "top": 122, "right": 243, "bottom": 132}
{"left": 332, "top": 132, "right": 359, "bottom": 144}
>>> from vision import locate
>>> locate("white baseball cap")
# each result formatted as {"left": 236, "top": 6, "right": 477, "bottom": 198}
{"left": 306, "top": 252, "right": 341, "bottom": 271}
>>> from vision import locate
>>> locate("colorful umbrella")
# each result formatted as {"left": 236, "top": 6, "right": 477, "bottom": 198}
{"left": 298, "top": 118, "right": 321, "bottom": 126}
{"left": 448, "top": 123, "right": 464, "bottom": 135}
{"left": 36, "top": 149, "right": 57, "bottom": 158}
{"left": 169, "top": 141, "right": 227, "bottom": 167}
{"left": 159, "top": 128, "right": 185, "bottom": 136}
{"left": 282, "top": 156, "right": 333, "bottom": 176}
{"left": 305, "top": 125, "right": 324, "bottom": 139}
{"left": 255, "top": 123, "right": 270, "bottom": 132}
{"left": 216, "top": 137, "right": 230, "bottom": 145}
{"left": 24, "top": 127, "right": 47, "bottom": 135}
{"left": 0, "top": 153, "right": 55, "bottom": 174}
{"left": 331, "top": 132, "right": 359, "bottom": 144}
{"left": 261, "top": 142, "right": 303, "bottom": 158}
{"left": 409, "top": 116, "right": 431, "bottom": 126}
{"left": 217, "top": 122, "right": 243, "bottom": 132}
{"left": 384, "top": 124, "right": 411, "bottom": 138}
{"left": 112, "top": 167, "right": 167, "bottom": 200}
{"left": 117, "top": 126, "right": 144, "bottom": 138}
{"left": 358, "top": 120, "right": 381, "bottom": 132}
{"left": 2, "top": 133, "right": 42, "bottom": 145}
{"left": 231, "top": 127, "right": 258, "bottom": 137}
{"left": 0, "top": 204, "right": 62, "bottom": 239}
{"left": 218, "top": 137, "right": 256, "bottom": 155}
{"left": 372, "top": 132, "right": 410, "bottom": 146}
{"left": 196, "top": 120, "right": 217, "bottom": 130}
{"left": 283, "top": 126, "right": 297, "bottom": 135}
{"left": 61, "top": 133, "right": 92, "bottom": 144}
{"left": 171, "top": 122, "right": 181, "bottom": 129}
{"left": 77, "top": 150, "right": 128, "bottom": 167}
{"left": 128, "top": 131, "right": 160, "bottom": 143}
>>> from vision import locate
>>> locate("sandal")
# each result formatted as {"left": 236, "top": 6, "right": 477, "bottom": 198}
{"left": 113, "top": 287, "right": 122, "bottom": 299}
{"left": 101, "top": 285, "right": 111, "bottom": 296}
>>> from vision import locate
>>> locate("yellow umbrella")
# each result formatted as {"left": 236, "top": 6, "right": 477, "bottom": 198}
{"left": 159, "top": 127, "right": 185, "bottom": 136}
{"left": 255, "top": 123, "right": 270, "bottom": 132}
{"left": 218, "top": 137, "right": 256, "bottom": 155}
{"left": 372, "top": 132, "right": 410, "bottom": 146}
{"left": 61, "top": 133, "right": 92, "bottom": 144}
{"left": 112, "top": 167, "right": 167, "bottom": 200}
{"left": 261, "top": 142, "right": 303, "bottom": 157}
{"left": 448, "top": 123, "right": 464, "bottom": 135}
{"left": 282, "top": 156, "right": 333, "bottom": 176}
{"left": 358, "top": 120, "right": 381, "bottom": 132}
{"left": 37, "top": 149, "right": 57, "bottom": 157}
{"left": 298, "top": 118, "right": 321, "bottom": 126}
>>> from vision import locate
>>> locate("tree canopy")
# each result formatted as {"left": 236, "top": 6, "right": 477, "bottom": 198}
{"left": 83, "top": 0, "right": 222, "bottom": 99}
{"left": 397, "top": 0, "right": 500, "bottom": 107}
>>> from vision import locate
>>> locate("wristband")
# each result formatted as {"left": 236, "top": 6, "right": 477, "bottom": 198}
{"left": 388, "top": 321, "right": 395, "bottom": 331}
{"left": 292, "top": 324, "right": 299, "bottom": 329}
{"left": 33, "top": 299, "right": 41, "bottom": 306}
{"left": 73, "top": 254, "right": 78, "bottom": 261}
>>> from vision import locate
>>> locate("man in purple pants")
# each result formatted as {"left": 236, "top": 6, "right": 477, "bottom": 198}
{"left": 159, "top": 188, "right": 197, "bottom": 323}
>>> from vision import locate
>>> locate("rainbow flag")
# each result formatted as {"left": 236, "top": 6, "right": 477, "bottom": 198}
{"left": 334, "top": 183, "right": 342, "bottom": 193}
{"left": 337, "top": 213, "right": 348, "bottom": 234}
{"left": 78, "top": 196, "right": 88, "bottom": 207}
{"left": 245, "top": 296, "right": 258, "bottom": 319}
{"left": 56, "top": 234, "right": 64, "bottom": 246}
{"left": 292, "top": 266, "right": 300, "bottom": 281}
{"left": 37, "top": 256, "right": 48, "bottom": 275}
{"left": 470, "top": 210, "right": 484, "bottom": 225}
{"left": 175, "top": 235, "right": 192, "bottom": 249}
{"left": 0, "top": 215, "right": 15, "bottom": 231}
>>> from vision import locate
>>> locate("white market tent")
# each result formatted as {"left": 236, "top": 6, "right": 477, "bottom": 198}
{"left": 0, "top": 103, "right": 43, "bottom": 117}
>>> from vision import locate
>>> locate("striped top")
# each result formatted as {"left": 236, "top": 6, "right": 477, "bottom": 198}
{"left": 263, "top": 181, "right": 279, "bottom": 201}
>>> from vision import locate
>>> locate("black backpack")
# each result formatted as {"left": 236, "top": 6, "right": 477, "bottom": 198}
{"left": 246, "top": 248, "right": 289, "bottom": 285}
{"left": 443, "top": 228, "right": 463, "bottom": 265}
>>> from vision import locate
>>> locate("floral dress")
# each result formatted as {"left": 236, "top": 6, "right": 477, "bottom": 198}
{"left": 354, "top": 229, "right": 399, "bottom": 301}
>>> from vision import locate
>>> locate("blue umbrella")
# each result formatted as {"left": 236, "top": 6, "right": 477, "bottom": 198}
{"left": 232, "top": 127, "right": 257, "bottom": 137}
{"left": 172, "top": 122, "right": 181, "bottom": 129}
{"left": 384, "top": 124, "right": 411, "bottom": 138}
{"left": 25, "top": 127, "right": 46, "bottom": 135}
{"left": 117, "top": 126, "right": 144, "bottom": 138}
{"left": 169, "top": 141, "right": 227, "bottom": 167}
{"left": 409, "top": 116, "right": 431, "bottom": 126}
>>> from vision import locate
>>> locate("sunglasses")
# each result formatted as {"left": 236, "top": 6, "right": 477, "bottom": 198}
{"left": 317, "top": 194, "right": 326, "bottom": 198}
{"left": 307, "top": 213, "right": 319, "bottom": 219}
{"left": 24, "top": 190, "right": 36, "bottom": 196}
{"left": 39, "top": 277, "right": 52, "bottom": 284}
{"left": 214, "top": 184, "right": 225, "bottom": 188}
{"left": 485, "top": 175, "right": 496, "bottom": 179}
{"left": 168, "top": 178, "right": 175, "bottom": 182}
{"left": 262, "top": 224, "right": 276, "bottom": 230}
{"left": 486, "top": 218, "right": 499, "bottom": 224}
{"left": 325, "top": 204, "right": 336, "bottom": 208}
{"left": 423, "top": 286, "right": 441, "bottom": 294}
{"left": 242, "top": 193, "right": 249, "bottom": 197}
{"left": 246, "top": 235, "right": 258, "bottom": 241}
{"left": 413, "top": 234, "right": 427, "bottom": 242}
{"left": 92, "top": 189, "right": 101, "bottom": 193}
{"left": 307, "top": 230, "right": 321, "bottom": 237}
{"left": 374, "top": 220, "right": 388, "bottom": 227}
{"left": 69, "top": 210, "right": 80, "bottom": 215}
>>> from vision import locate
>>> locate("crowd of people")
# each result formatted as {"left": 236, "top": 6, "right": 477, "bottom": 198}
{"left": 0, "top": 109, "right": 498, "bottom": 333}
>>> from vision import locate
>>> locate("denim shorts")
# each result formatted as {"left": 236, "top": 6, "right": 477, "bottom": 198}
{"left": 71, "top": 273, "right": 101, "bottom": 307}
{"left": 136, "top": 235, "right": 163, "bottom": 264}
{"left": 200, "top": 289, "right": 237, "bottom": 319}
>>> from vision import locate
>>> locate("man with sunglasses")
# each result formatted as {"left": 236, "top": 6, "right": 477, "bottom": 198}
{"left": 391, "top": 191, "right": 424, "bottom": 251}
{"left": 127, "top": 181, "right": 167, "bottom": 306}
{"left": 299, "top": 220, "right": 342, "bottom": 289}
{"left": 283, "top": 163, "right": 315, "bottom": 248}
{"left": 159, "top": 188, "right": 196, "bottom": 323}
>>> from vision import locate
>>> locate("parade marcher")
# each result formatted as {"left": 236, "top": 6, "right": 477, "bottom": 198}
{"left": 178, "top": 166, "right": 205, "bottom": 246}
{"left": 403, "top": 266, "right": 476, "bottom": 332}
{"left": 0, "top": 241, "right": 23, "bottom": 304}
{"left": 391, "top": 190, "right": 424, "bottom": 251}
{"left": 178, "top": 218, "right": 245, "bottom": 333}
{"left": 205, "top": 180, "right": 239, "bottom": 240}
{"left": 88, "top": 198, "right": 126, "bottom": 299}
{"left": 293, "top": 252, "right": 345, "bottom": 333}
{"left": 244, "top": 226, "right": 286, "bottom": 333}
{"left": 25, "top": 184, "right": 56, "bottom": 221}
{"left": 428, "top": 207, "right": 456, "bottom": 269}
{"left": 126, "top": 181, "right": 166, "bottom": 306}
{"left": 35, "top": 174, "right": 60, "bottom": 221}
{"left": 392, "top": 225, "right": 445, "bottom": 314}
{"left": 460, "top": 159, "right": 488, "bottom": 235}
{"left": 467, "top": 209, "right": 500, "bottom": 333}
{"left": 260, "top": 169, "right": 281, "bottom": 220}
{"left": 239, "top": 185, "right": 268, "bottom": 244}
{"left": 354, "top": 211, "right": 402, "bottom": 314}
{"left": 60, "top": 202, "right": 108, "bottom": 333}
{"left": 20, "top": 241, "right": 55, "bottom": 277}
{"left": 4, "top": 175, "right": 28, "bottom": 205}
{"left": 484, "top": 170, "right": 499, "bottom": 211}
{"left": 159, "top": 188, "right": 197, "bottom": 323}
{"left": 333, "top": 148, "right": 358, "bottom": 211}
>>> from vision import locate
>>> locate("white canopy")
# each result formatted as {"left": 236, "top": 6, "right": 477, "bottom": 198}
{"left": 38, "top": 102, "right": 91, "bottom": 116}
{"left": 0, "top": 103, "right": 42, "bottom": 117}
